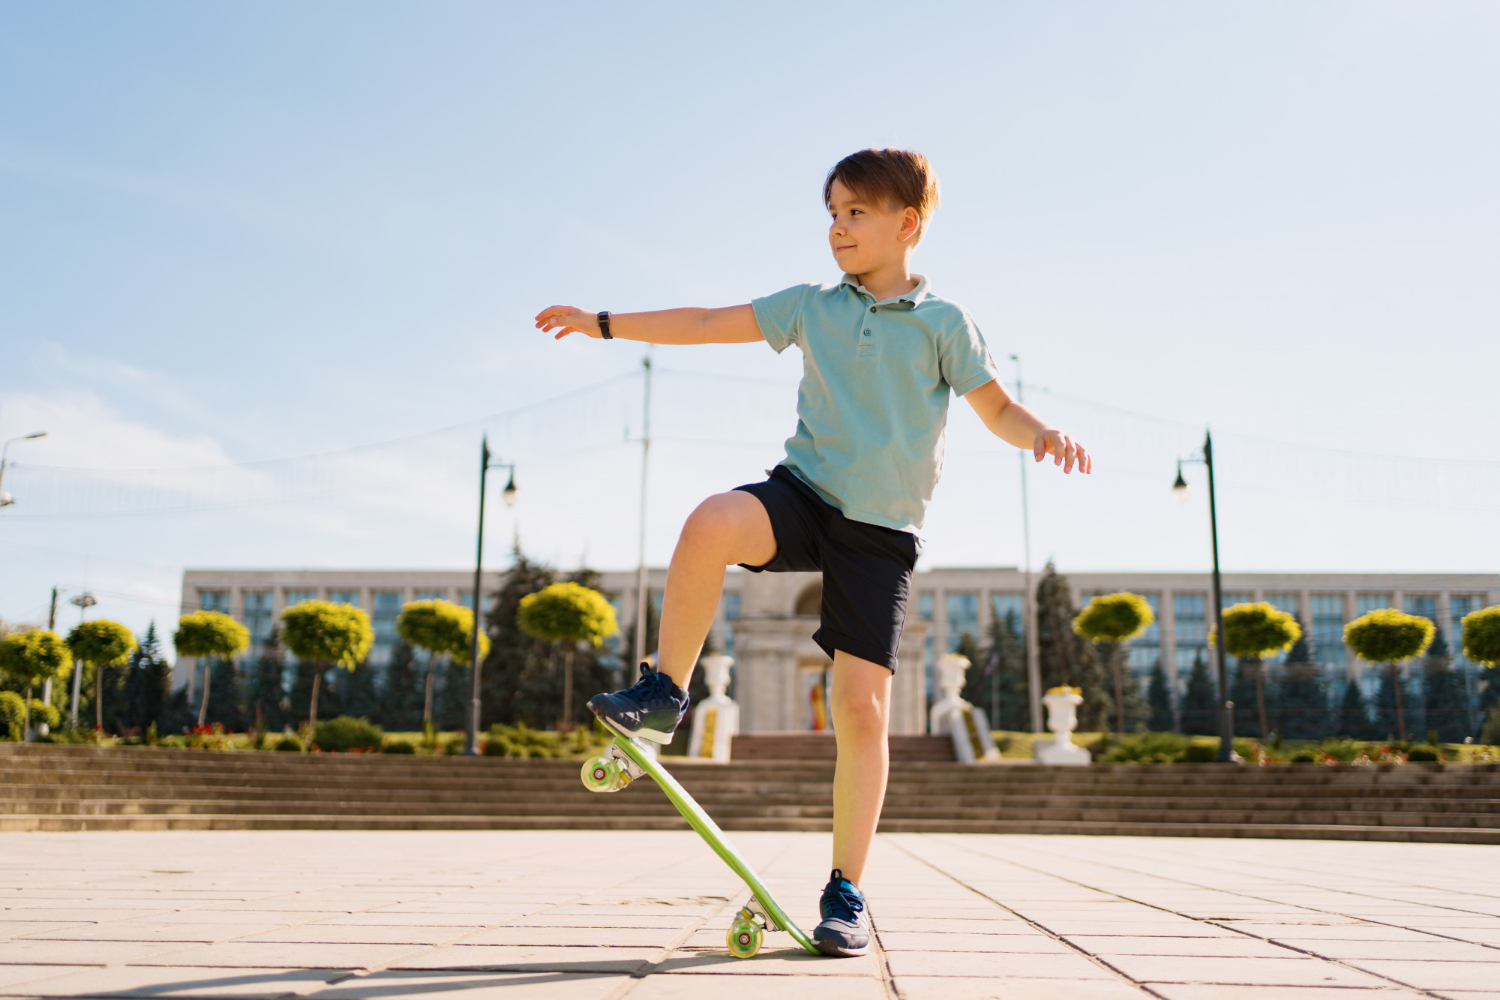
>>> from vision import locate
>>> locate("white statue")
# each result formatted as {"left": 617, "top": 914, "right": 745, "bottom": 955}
{"left": 928, "top": 653, "right": 1000, "bottom": 764}
{"left": 1034, "top": 687, "right": 1091, "bottom": 765}
{"left": 688, "top": 654, "right": 738, "bottom": 762}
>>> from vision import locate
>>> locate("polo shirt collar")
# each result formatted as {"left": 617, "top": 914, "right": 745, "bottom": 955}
{"left": 840, "top": 273, "right": 932, "bottom": 310}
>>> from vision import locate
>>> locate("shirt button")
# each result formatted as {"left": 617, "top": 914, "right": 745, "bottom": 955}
{"left": 862, "top": 330, "right": 871, "bottom": 336}
{"left": 869, "top": 306, "right": 876, "bottom": 313}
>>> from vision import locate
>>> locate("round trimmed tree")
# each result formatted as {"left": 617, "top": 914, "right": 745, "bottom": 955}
{"left": 1344, "top": 609, "right": 1434, "bottom": 741}
{"left": 1222, "top": 602, "right": 1301, "bottom": 739}
{"left": 279, "top": 600, "right": 373, "bottom": 732}
{"left": 0, "top": 630, "right": 72, "bottom": 741}
{"left": 1462, "top": 605, "right": 1500, "bottom": 668}
{"left": 174, "top": 611, "right": 250, "bottom": 728}
{"left": 1073, "top": 592, "right": 1154, "bottom": 736}
{"left": 67, "top": 619, "right": 136, "bottom": 732}
{"left": 397, "top": 600, "right": 488, "bottom": 733}
{"left": 517, "top": 582, "right": 618, "bottom": 730}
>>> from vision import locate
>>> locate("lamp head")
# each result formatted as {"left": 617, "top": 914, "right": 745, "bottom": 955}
{"left": 1172, "top": 466, "right": 1191, "bottom": 503}
{"left": 0, "top": 490, "right": 13, "bottom": 507}
{"left": 24, "top": 432, "right": 47, "bottom": 440}
{"left": 501, "top": 471, "right": 519, "bottom": 507}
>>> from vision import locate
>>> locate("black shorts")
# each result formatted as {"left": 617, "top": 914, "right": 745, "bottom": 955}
{"left": 734, "top": 466, "right": 919, "bottom": 672}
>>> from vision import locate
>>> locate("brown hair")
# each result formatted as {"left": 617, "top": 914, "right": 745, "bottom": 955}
{"left": 823, "top": 148, "right": 940, "bottom": 240}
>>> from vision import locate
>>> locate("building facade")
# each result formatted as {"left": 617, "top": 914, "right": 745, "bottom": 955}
{"left": 180, "top": 567, "right": 1498, "bottom": 734}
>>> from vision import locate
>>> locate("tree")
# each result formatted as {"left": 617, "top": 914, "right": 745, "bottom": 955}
{"left": 482, "top": 544, "right": 558, "bottom": 727}
{"left": 1036, "top": 564, "right": 1110, "bottom": 732}
{"left": 1073, "top": 592, "right": 1155, "bottom": 736}
{"left": 173, "top": 611, "right": 250, "bottom": 729}
{"left": 1338, "top": 679, "right": 1373, "bottom": 739}
{"left": 66, "top": 619, "right": 136, "bottom": 732}
{"left": 966, "top": 610, "right": 1027, "bottom": 731}
{"left": 1463, "top": 605, "right": 1500, "bottom": 741}
{"left": 1146, "top": 662, "right": 1174, "bottom": 732}
{"left": 279, "top": 601, "right": 373, "bottom": 732}
{"left": 244, "top": 628, "right": 288, "bottom": 736}
{"left": 381, "top": 639, "right": 423, "bottom": 731}
{"left": 1422, "top": 629, "right": 1469, "bottom": 743}
{"left": 1180, "top": 653, "right": 1218, "bottom": 735}
{"left": 118, "top": 622, "right": 170, "bottom": 735}
{"left": 1344, "top": 609, "right": 1434, "bottom": 741}
{"left": 397, "top": 600, "right": 486, "bottom": 732}
{"left": 0, "top": 631, "right": 71, "bottom": 740}
{"left": 1275, "top": 625, "right": 1326, "bottom": 740}
{"left": 1221, "top": 602, "right": 1301, "bottom": 739}
{"left": 516, "top": 581, "right": 619, "bottom": 730}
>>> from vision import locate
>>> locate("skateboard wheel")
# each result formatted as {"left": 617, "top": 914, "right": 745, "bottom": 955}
{"left": 726, "top": 918, "right": 762, "bottom": 959}
{"left": 581, "top": 757, "right": 616, "bottom": 793}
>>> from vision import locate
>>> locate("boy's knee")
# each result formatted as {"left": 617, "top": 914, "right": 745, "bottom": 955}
{"left": 833, "top": 693, "right": 888, "bottom": 741}
{"left": 679, "top": 493, "right": 747, "bottom": 550}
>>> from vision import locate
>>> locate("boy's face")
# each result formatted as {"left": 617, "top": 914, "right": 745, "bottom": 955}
{"left": 826, "top": 178, "right": 921, "bottom": 275}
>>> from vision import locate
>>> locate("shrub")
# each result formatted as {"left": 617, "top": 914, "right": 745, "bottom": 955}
{"left": 274, "top": 735, "right": 304, "bottom": 752}
{"left": 1101, "top": 731, "right": 1191, "bottom": 763}
{"left": 1480, "top": 705, "right": 1500, "bottom": 748}
{"left": 1289, "top": 750, "right": 1318, "bottom": 763}
{"left": 381, "top": 740, "right": 416, "bottom": 754}
{"left": 312, "top": 716, "right": 383, "bottom": 753}
{"left": 1317, "top": 738, "right": 1363, "bottom": 762}
{"left": 1180, "top": 742, "right": 1218, "bottom": 763}
{"left": 1406, "top": 745, "right": 1441, "bottom": 762}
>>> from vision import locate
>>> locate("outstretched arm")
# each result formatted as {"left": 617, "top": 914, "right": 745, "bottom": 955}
{"left": 534, "top": 304, "right": 763, "bottom": 345}
{"left": 964, "top": 379, "right": 1091, "bottom": 474}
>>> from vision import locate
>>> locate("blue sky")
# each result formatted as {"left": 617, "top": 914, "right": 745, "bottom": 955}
{"left": 2, "top": 1, "right": 1497, "bottom": 639}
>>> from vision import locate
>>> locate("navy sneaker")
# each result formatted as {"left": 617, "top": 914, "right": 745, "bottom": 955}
{"left": 813, "top": 869, "right": 870, "bottom": 957}
{"left": 587, "top": 662, "right": 690, "bottom": 744}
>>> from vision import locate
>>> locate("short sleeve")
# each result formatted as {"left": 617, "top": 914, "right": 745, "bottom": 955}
{"left": 750, "top": 284, "right": 815, "bottom": 354}
{"left": 939, "top": 310, "right": 1001, "bottom": 396}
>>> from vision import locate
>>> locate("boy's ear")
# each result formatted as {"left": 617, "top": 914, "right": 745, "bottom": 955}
{"left": 898, "top": 206, "right": 922, "bottom": 243}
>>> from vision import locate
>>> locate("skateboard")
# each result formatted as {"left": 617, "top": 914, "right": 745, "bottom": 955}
{"left": 581, "top": 734, "right": 819, "bottom": 959}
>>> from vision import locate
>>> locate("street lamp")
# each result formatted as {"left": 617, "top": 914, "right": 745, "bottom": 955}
{"left": 1174, "top": 430, "right": 1237, "bottom": 764}
{"left": 0, "top": 431, "right": 48, "bottom": 507}
{"left": 466, "top": 435, "right": 517, "bottom": 756}
{"left": 68, "top": 592, "right": 97, "bottom": 727}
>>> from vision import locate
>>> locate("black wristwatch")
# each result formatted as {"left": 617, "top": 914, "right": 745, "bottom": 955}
{"left": 597, "top": 311, "right": 613, "bottom": 339}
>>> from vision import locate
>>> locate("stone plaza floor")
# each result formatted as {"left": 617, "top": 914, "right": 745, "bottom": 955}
{"left": 1, "top": 832, "right": 1498, "bottom": 999}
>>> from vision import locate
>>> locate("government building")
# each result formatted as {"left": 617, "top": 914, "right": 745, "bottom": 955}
{"left": 178, "top": 567, "right": 1498, "bottom": 736}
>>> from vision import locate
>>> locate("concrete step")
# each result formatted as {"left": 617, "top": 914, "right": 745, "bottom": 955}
{"left": 730, "top": 733, "right": 956, "bottom": 761}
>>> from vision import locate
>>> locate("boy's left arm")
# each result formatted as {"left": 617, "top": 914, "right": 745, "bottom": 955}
{"left": 964, "top": 380, "right": 1091, "bottom": 474}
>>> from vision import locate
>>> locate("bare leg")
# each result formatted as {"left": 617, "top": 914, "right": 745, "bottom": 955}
{"left": 829, "top": 651, "right": 892, "bottom": 887}
{"left": 655, "top": 491, "right": 776, "bottom": 689}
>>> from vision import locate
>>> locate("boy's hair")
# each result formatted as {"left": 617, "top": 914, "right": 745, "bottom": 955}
{"left": 823, "top": 148, "right": 940, "bottom": 241}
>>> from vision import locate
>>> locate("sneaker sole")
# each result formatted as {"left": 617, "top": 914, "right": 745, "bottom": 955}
{"left": 591, "top": 709, "right": 676, "bottom": 746}
{"left": 813, "top": 934, "right": 869, "bottom": 958}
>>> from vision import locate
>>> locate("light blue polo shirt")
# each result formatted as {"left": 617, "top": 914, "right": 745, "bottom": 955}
{"left": 751, "top": 274, "right": 1000, "bottom": 532}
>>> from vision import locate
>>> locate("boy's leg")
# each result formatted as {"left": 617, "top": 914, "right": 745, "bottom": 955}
{"left": 656, "top": 491, "right": 776, "bottom": 689}
{"left": 828, "top": 649, "right": 893, "bottom": 887}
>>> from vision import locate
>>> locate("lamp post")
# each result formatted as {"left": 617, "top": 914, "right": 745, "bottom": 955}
{"left": 68, "top": 591, "right": 97, "bottom": 727}
{"left": 465, "top": 435, "right": 517, "bottom": 756}
{"left": 0, "top": 431, "right": 48, "bottom": 508}
{"left": 1009, "top": 355, "right": 1043, "bottom": 736}
{"left": 1174, "top": 430, "right": 1236, "bottom": 763}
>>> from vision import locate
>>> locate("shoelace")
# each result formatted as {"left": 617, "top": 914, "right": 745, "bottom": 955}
{"left": 623, "top": 663, "right": 667, "bottom": 700}
{"left": 821, "top": 870, "right": 865, "bottom": 922}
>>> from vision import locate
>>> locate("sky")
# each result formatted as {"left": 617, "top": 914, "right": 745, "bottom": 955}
{"left": 2, "top": 1, "right": 1498, "bottom": 642}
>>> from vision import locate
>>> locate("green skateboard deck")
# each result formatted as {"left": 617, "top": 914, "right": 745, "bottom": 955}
{"left": 582, "top": 735, "right": 818, "bottom": 957}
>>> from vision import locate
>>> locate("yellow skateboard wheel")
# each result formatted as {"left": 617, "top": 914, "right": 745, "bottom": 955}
{"left": 581, "top": 757, "right": 617, "bottom": 793}
{"left": 727, "top": 918, "right": 762, "bottom": 959}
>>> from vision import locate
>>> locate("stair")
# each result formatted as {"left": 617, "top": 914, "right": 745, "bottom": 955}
{"left": 2, "top": 744, "right": 1497, "bottom": 842}
{"left": 731, "top": 733, "right": 956, "bottom": 761}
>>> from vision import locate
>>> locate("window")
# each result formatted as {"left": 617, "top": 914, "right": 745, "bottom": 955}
{"left": 329, "top": 590, "right": 359, "bottom": 608}
{"left": 1404, "top": 595, "right": 1437, "bottom": 623}
{"left": 990, "top": 592, "right": 1024, "bottom": 645}
{"left": 1173, "top": 593, "right": 1207, "bottom": 674}
{"left": 370, "top": 591, "right": 402, "bottom": 668}
{"left": 1311, "top": 594, "right": 1346, "bottom": 693}
{"left": 946, "top": 593, "right": 979, "bottom": 652}
{"left": 458, "top": 590, "right": 474, "bottom": 610}
{"left": 1126, "top": 594, "right": 1161, "bottom": 675}
{"left": 918, "top": 593, "right": 934, "bottom": 704}
{"left": 244, "top": 592, "right": 273, "bottom": 646}
{"left": 1357, "top": 593, "right": 1392, "bottom": 616}
{"left": 1451, "top": 595, "right": 1483, "bottom": 733}
{"left": 1221, "top": 591, "right": 1253, "bottom": 609}
{"left": 285, "top": 589, "right": 316, "bottom": 608}
{"left": 415, "top": 590, "right": 446, "bottom": 602}
{"left": 1264, "top": 593, "right": 1298, "bottom": 616}
{"left": 199, "top": 590, "right": 228, "bottom": 613}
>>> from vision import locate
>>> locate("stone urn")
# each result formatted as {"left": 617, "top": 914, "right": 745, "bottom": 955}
{"left": 1034, "top": 688, "right": 1090, "bottom": 765}
{"left": 688, "top": 655, "right": 738, "bottom": 762}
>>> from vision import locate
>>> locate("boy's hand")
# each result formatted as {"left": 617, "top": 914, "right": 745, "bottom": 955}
{"left": 535, "top": 306, "right": 601, "bottom": 340}
{"left": 1034, "top": 429, "right": 1091, "bottom": 474}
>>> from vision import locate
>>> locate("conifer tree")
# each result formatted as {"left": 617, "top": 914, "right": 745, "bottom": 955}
{"left": 380, "top": 640, "right": 423, "bottom": 731}
{"left": 245, "top": 629, "right": 288, "bottom": 736}
{"left": 1372, "top": 670, "right": 1413, "bottom": 741}
{"left": 119, "top": 622, "right": 170, "bottom": 734}
{"left": 562, "top": 567, "right": 628, "bottom": 727}
{"left": 1179, "top": 652, "right": 1218, "bottom": 735}
{"left": 1338, "top": 679, "right": 1373, "bottom": 739}
{"left": 1230, "top": 661, "right": 1259, "bottom": 738}
{"left": 205, "top": 656, "right": 244, "bottom": 730}
{"left": 1422, "top": 629, "right": 1469, "bottom": 743}
{"left": 1035, "top": 563, "right": 1110, "bottom": 731}
{"left": 1275, "top": 627, "right": 1326, "bottom": 740}
{"left": 482, "top": 542, "right": 559, "bottom": 727}
{"left": 1146, "top": 661, "right": 1174, "bottom": 732}
{"left": 968, "top": 610, "right": 1027, "bottom": 731}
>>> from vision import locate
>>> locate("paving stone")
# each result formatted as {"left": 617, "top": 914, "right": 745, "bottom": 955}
{"left": 629, "top": 974, "right": 887, "bottom": 998}
{"left": 237, "top": 924, "right": 471, "bottom": 945}
{"left": 0, "top": 965, "right": 100, "bottom": 989}
{"left": 131, "top": 940, "right": 426, "bottom": 969}
{"left": 877, "top": 931, "right": 1069, "bottom": 953}
{"left": 0, "top": 938, "right": 193, "bottom": 963}
{"left": 1344, "top": 960, "right": 1500, "bottom": 991}
{"left": 22, "top": 922, "right": 287, "bottom": 943}
{"left": 1064, "top": 935, "right": 1300, "bottom": 957}
{"left": 305, "top": 970, "right": 628, "bottom": 999}
{"left": 1149, "top": 988, "right": 1431, "bottom": 999}
{"left": 7, "top": 965, "right": 348, "bottom": 998}
{"left": 469, "top": 926, "right": 677, "bottom": 947}
{"left": 891, "top": 976, "right": 1145, "bottom": 999}
{"left": 654, "top": 949, "right": 880, "bottom": 975}
{"left": 1104, "top": 954, "right": 1394, "bottom": 987}
{"left": 388, "top": 944, "right": 658, "bottom": 974}
{"left": 884, "top": 949, "right": 1112, "bottom": 979}
{"left": 1290, "top": 939, "right": 1500, "bottom": 961}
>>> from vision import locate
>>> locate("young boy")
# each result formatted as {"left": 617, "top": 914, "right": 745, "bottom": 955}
{"left": 535, "top": 148, "right": 1090, "bottom": 957}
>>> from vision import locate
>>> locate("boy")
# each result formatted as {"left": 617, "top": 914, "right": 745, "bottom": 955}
{"left": 535, "top": 148, "right": 1090, "bottom": 957}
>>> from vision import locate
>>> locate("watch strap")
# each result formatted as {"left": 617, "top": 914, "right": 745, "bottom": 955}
{"left": 597, "top": 311, "right": 613, "bottom": 339}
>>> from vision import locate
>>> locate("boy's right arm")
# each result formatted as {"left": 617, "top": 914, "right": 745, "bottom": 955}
{"left": 534, "top": 305, "right": 763, "bottom": 345}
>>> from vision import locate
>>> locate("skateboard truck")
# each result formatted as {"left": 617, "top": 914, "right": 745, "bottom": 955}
{"left": 579, "top": 740, "right": 647, "bottom": 793}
